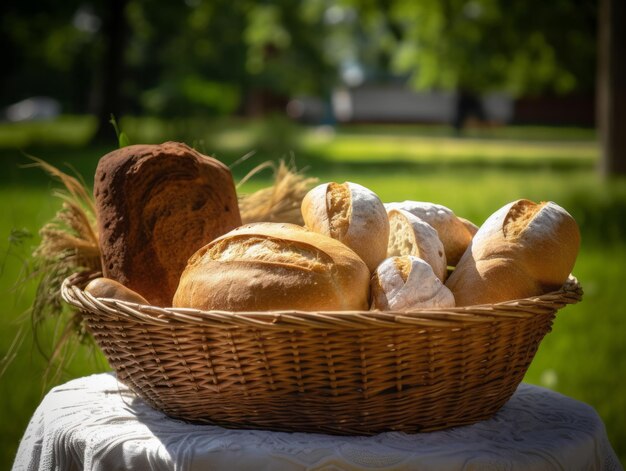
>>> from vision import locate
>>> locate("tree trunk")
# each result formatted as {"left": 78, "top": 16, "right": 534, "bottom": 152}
{"left": 92, "top": 0, "right": 128, "bottom": 144}
{"left": 597, "top": 0, "right": 626, "bottom": 176}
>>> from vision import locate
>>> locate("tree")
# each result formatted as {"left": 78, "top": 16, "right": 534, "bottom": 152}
{"left": 333, "top": 0, "right": 622, "bottom": 165}
{"left": 344, "top": 0, "right": 597, "bottom": 97}
{"left": 1, "top": 0, "right": 335, "bottom": 133}
{"left": 0, "top": 0, "right": 99, "bottom": 113}
{"left": 597, "top": 0, "right": 626, "bottom": 176}
{"left": 92, "top": 0, "right": 129, "bottom": 143}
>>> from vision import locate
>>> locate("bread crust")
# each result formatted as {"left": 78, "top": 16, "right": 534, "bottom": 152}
{"left": 371, "top": 256, "right": 455, "bottom": 311}
{"left": 387, "top": 208, "right": 447, "bottom": 281}
{"left": 302, "top": 182, "right": 389, "bottom": 272}
{"left": 173, "top": 223, "right": 370, "bottom": 311}
{"left": 84, "top": 277, "right": 150, "bottom": 304}
{"left": 458, "top": 217, "right": 479, "bottom": 237}
{"left": 94, "top": 142, "right": 241, "bottom": 306}
{"left": 384, "top": 201, "right": 473, "bottom": 266}
{"left": 445, "top": 199, "right": 580, "bottom": 306}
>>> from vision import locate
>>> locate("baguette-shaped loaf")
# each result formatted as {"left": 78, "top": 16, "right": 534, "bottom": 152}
{"left": 445, "top": 199, "right": 580, "bottom": 306}
{"left": 94, "top": 142, "right": 241, "bottom": 307}
{"left": 85, "top": 277, "right": 150, "bottom": 304}
{"left": 371, "top": 256, "right": 455, "bottom": 311}
{"left": 301, "top": 182, "right": 389, "bottom": 272}
{"left": 384, "top": 201, "right": 475, "bottom": 266}
{"left": 387, "top": 209, "right": 447, "bottom": 281}
{"left": 173, "top": 223, "right": 370, "bottom": 311}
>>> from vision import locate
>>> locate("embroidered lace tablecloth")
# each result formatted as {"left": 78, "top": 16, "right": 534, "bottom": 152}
{"left": 13, "top": 373, "right": 621, "bottom": 470}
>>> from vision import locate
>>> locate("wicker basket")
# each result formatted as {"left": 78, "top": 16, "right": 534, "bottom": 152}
{"left": 62, "top": 271, "right": 582, "bottom": 435}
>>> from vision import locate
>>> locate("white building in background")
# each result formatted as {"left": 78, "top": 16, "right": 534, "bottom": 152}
{"left": 331, "top": 85, "right": 513, "bottom": 124}
{"left": 3, "top": 97, "right": 61, "bottom": 122}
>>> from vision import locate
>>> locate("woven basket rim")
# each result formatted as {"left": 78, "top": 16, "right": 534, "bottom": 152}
{"left": 61, "top": 272, "right": 582, "bottom": 330}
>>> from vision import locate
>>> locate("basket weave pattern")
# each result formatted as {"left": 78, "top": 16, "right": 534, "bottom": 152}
{"left": 62, "top": 272, "right": 582, "bottom": 435}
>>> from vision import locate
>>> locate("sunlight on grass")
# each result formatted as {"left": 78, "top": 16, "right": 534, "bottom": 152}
{"left": 0, "top": 116, "right": 97, "bottom": 149}
{"left": 303, "top": 132, "right": 598, "bottom": 166}
{"left": 212, "top": 129, "right": 257, "bottom": 151}
{"left": 526, "top": 244, "right": 626, "bottom": 454}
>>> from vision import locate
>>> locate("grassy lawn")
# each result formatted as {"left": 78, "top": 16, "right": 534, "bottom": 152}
{"left": 1, "top": 116, "right": 625, "bottom": 468}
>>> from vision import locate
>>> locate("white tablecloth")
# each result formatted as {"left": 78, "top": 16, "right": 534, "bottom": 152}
{"left": 13, "top": 373, "right": 621, "bottom": 471}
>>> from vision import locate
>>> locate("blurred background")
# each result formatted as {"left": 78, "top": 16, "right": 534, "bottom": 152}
{"left": 1, "top": 0, "right": 625, "bottom": 467}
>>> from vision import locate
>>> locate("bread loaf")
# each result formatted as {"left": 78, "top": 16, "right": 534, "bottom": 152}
{"left": 384, "top": 201, "right": 475, "bottom": 266}
{"left": 458, "top": 217, "right": 479, "bottom": 237}
{"left": 371, "top": 256, "right": 455, "bottom": 311}
{"left": 387, "top": 208, "right": 447, "bottom": 281}
{"left": 445, "top": 199, "right": 580, "bottom": 306}
{"left": 301, "top": 182, "right": 389, "bottom": 272}
{"left": 85, "top": 277, "right": 150, "bottom": 304}
{"left": 94, "top": 142, "right": 241, "bottom": 307}
{"left": 173, "top": 222, "right": 370, "bottom": 311}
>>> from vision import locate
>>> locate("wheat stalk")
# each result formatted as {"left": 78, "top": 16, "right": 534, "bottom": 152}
{"left": 238, "top": 160, "right": 318, "bottom": 225}
{"left": 16, "top": 157, "right": 102, "bottom": 387}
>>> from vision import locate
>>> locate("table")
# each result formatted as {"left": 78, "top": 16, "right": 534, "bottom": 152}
{"left": 14, "top": 373, "right": 621, "bottom": 471}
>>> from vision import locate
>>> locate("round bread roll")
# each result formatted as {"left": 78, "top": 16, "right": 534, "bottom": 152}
{"left": 445, "top": 199, "right": 580, "bottom": 306}
{"left": 387, "top": 208, "right": 447, "bottom": 282}
{"left": 301, "top": 182, "right": 389, "bottom": 272}
{"left": 85, "top": 277, "right": 150, "bottom": 304}
{"left": 371, "top": 256, "right": 455, "bottom": 311}
{"left": 173, "top": 222, "right": 370, "bottom": 312}
{"left": 384, "top": 201, "right": 474, "bottom": 266}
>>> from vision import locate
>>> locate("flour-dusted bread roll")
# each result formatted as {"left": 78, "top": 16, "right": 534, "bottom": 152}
{"left": 384, "top": 201, "right": 475, "bottom": 266}
{"left": 445, "top": 199, "right": 580, "bottom": 306}
{"left": 387, "top": 208, "right": 447, "bottom": 282}
{"left": 85, "top": 277, "right": 150, "bottom": 304}
{"left": 94, "top": 142, "right": 241, "bottom": 307}
{"left": 173, "top": 222, "right": 370, "bottom": 312}
{"left": 371, "top": 256, "right": 455, "bottom": 311}
{"left": 301, "top": 182, "right": 389, "bottom": 272}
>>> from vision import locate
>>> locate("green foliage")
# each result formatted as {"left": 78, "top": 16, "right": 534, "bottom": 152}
{"left": 2, "top": 0, "right": 335, "bottom": 116}
{"left": 1, "top": 0, "right": 598, "bottom": 119}
{"left": 132, "top": 0, "right": 333, "bottom": 116}
{"left": 0, "top": 0, "right": 101, "bottom": 111}
{"left": 342, "top": 0, "right": 597, "bottom": 95}
{"left": 109, "top": 115, "right": 130, "bottom": 148}
{"left": 181, "top": 78, "right": 240, "bottom": 115}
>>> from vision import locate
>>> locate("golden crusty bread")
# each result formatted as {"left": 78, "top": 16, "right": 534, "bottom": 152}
{"left": 301, "top": 182, "right": 389, "bottom": 272}
{"left": 384, "top": 201, "right": 475, "bottom": 266}
{"left": 94, "top": 142, "right": 241, "bottom": 307}
{"left": 371, "top": 256, "right": 455, "bottom": 311}
{"left": 85, "top": 277, "right": 150, "bottom": 304}
{"left": 458, "top": 217, "right": 479, "bottom": 237}
{"left": 445, "top": 199, "right": 580, "bottom": 306}
{"left": 173, "top": 222, "right": 370, "bottom": 312}
{"left": 386, "top": 208, "right": 447, "bottom": 282}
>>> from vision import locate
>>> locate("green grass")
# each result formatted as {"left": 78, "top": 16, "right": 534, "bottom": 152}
{"left": 1, "top": 116, "right": 625, "bottom": 468}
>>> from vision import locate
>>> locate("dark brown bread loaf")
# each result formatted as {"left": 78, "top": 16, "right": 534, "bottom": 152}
{"left": 94, "top": 142, "right": 241, "bottom": 306}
